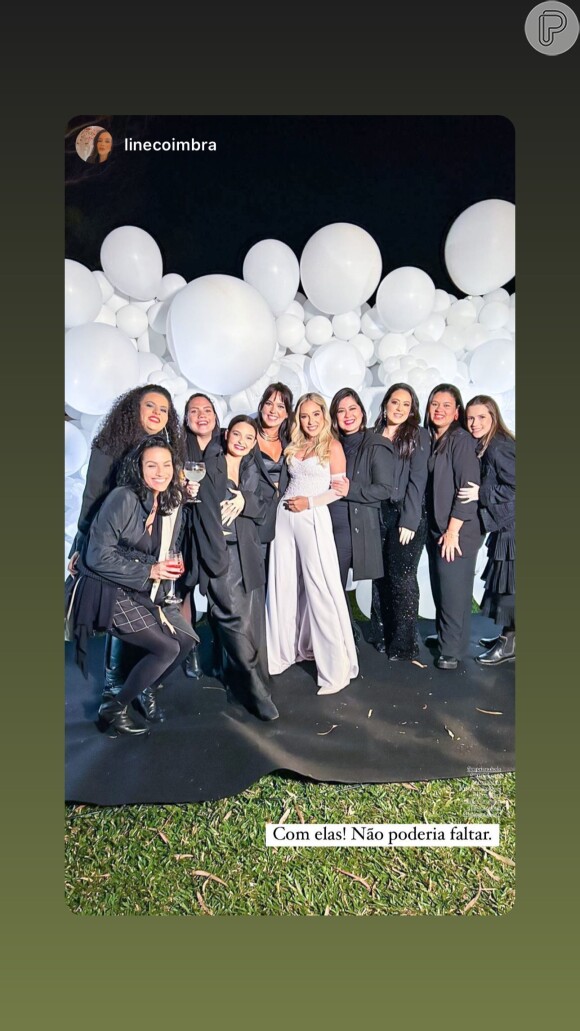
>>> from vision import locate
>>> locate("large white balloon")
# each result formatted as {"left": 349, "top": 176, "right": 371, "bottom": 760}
{"left": 300, "top": 223, "right": 382, "bottom": 315}
{"left": 444, "top": 199, "right": 515, "bottom": 295}
{"left": 64, "top": 422, "right": 88, "bottom": 476}
{"left": 65, "top": 323, "right": 140, "bottom": 414}
{"left": 310, "top": 340, "right": 366, "bottom": 395}
{"left": 469, "top": 338, "right": 515, "bottom": 393}
{"left": 65, "top": 259, "right": 102, "bottom": 328}
{"left": 168, "top": 275, "right": 276, "bottom": 395}
{"left": 100, "top": 226, "right": 163, "bottom": 301}
{"left": 243, "top": 239, "right": 300, "bottom": 315}
{"left": 376, "top": 267, "right": 436, "bottom": 333}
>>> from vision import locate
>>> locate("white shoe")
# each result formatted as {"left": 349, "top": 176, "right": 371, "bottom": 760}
{"left": 317, "top": 682, "right": 348, "bottom": 696}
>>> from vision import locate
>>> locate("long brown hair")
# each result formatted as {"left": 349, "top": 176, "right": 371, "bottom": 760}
{"left": 374, "top": 382, "right": 421, "bottom": 460}
{"left": 466, "top": 394, "right": 515, "bottom": 455}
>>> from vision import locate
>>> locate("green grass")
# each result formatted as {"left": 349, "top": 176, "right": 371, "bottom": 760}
{"left": 65, "top": 772, "right": 515, "bottom": 916}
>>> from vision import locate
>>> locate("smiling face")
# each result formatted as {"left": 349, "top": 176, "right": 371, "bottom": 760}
{"left": 141, "top": 446, "right": 174, "bottom": 494}
{"left": 429, "top": 391, "right": 459, "bottom": 435}
{"left": 96, "top": 132, "right": 112, "bottom": 160}
{"left": 336, "top": 395, "right": 364, "bottom": 435}
{"left": 139, "top": 391, "right": 170, "bottom": 435}
{"left": 187, "top": 396, "right": 217, "bottom": 438}
{"left": 226, "top": 421, "right": 257, "bottom": 458}
{"left": 299, "top": 400, "right": 325, "bottom": 439}
{"left": 385, "top": 388, "right": 413, "bottom": 428}
{"left": 261, "top": 391, "right": 288, "bottom": 430}
{"left": 466, "top": 404, "right": 494, "bottom": 439}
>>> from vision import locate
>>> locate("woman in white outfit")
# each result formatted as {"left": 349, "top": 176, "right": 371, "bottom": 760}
{"left": 266, "top": 393, "right": 359, "bottom": 695}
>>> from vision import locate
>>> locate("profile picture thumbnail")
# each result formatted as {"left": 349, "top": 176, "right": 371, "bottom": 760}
{"left": 75, "top": 125, "right": 113, "bottom": 165}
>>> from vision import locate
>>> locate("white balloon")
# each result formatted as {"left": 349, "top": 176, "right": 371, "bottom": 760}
{"left": 355, "top": 580, "right": 372, "bottom": 619}
{"left": 92, "top": 270, "right": 114, "bottom": 304}
{"left": 310, "top": 340, "right": 366, "bottom": 396}
{"left": 65, "top": 422, "right": 88, "bottom": 476}
{"left": 444, "top": 199, "right": 515, "bottom": 295}
{"left": 272, "top": 363, "right": 303, "bottom": 403}
{"left": 360, "top": 307, "right": 385, "bottom": 340}
{"left": 376, "top": 333, "right": 408, "bottom": 362}
{"left": 136, "top": 330, "right": 151, "bottom": 353}
{"left": 507, "top": 307, "right": 516, "bottom": 334}
{"left": 168, "top": 274, "right": 276, "bottom": 395}
{"left": 439, "top": 326, "right": 467, "bottom": 354}
{"left": 116, "top": 303, "right": 149, "bottom": 339}
{"left": 478, "top": 301, "right": 510, "bottom": 330}
{"left": 276, "top": 314, "right": 305, "bottom": 349}
{"left": 148, "top": 300, "right": 169, "bottom": 335}
{"left": 156, "top": 273, "right": 187, "bottom": 301}
{"left": 148, "top": 329, "right": 168, "bottom": 358}
{"left": 432, "top": 289, "right": 451, "bottom": 314}
{"left": 461, "top": 323, "right": 490, "bottom": 352}
{"left": 243, "top": 239, "right": 300, "bottom": 315}
{"left": 65, "top": 259, "right": 102, "bottom": 328}
{"left": 446, "top": 299, "right": 477, "bottom": 327}
{"left": 332, "top": 311, "right": 361, "bottom": 341}
{"left": 376, "top": 267, "right": 436, "bottom": 333}
{"left": 300, "top": 223, "right": 382, "bottom": 315}
{"left": 107, "top": 292, "right": 130, "bottom": 314}
{"left": 417, "top": 552, "right": 436, "bottom": 619}
{"left": 303, "top": 299, "right": 324, "bottom": 322}
{"left": 100, "top": 226, "right": 163, "bottom": 301}
{"left": 349, "top": 333, "right": 375, "bottom": 366}
{"left": 285, "top": 300, "right": 305, "bottom": 320}
{"left": 408, "top": 341, "right": 458, "bottom": 381}
{"left": 483, "top": 287, "right": 510, "bottom": 304}
{"left": 467, "top": 295, "right": 485, "bottom": 315}
{"left": 305, "top": 315, "right": 333, "bottom": 346}
{"left": 413, "top": 313, "right": 446, "bottom": 343}
{"left": 359, "top": 387, "right": 386, "bottom": 426}
{"left": 469, "top": 338, "right": 515, "bottom": 393}
{"left": 137, "top": 352, "right": 164, "bottom": 382}
{"left": 65, "top": 323, "right": 139, "bottom": 414}
{"left": 286, "top": 335, "right": 310, "bottom": 355}
{"left": 129, "top": 298, "right": 156, "bottom": 312}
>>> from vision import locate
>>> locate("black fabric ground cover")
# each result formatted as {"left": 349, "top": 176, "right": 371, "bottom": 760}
{"left": 65, "top": 615, "right": 514, "bottom": 805}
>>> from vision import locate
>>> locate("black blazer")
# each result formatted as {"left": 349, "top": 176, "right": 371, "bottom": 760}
{"left": 336, "top": 431, "right": 396, "bottom": 581}
{"left": 389, "top": 426, "right": 430, "bottom": 531}
{"left": 253, "top": 443, "right": 290, "bottom": 544}
{"left": 84, "top": 486, "right": 183, "bottom": 593}
{"left": 194, "top": 448, "right": 267, "bottom": 596}
{"left": 427, "top": 427, "right": 481, "bottom": 538}
{"left": 70, "top": 445, "right": 118, "bottom": 556}
{"left": 478, "top": 434, "right": 515, "bottom": 533}
{"left": 180, "top": 429, "right": 229, "bottom": 590}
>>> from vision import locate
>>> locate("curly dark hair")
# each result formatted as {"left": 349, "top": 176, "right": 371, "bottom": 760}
{"left": 424, "top": 382, "right": 466, "bottom": 448}
{"left": 374, "top": 383, "right": 421, "bottom": 460}
{"left": 92, "top": 384, "right": 184, "bottom": 464}
{"left": 86, "top": 129, "right": 112, "bottom": 164}
{"left": 257, "top": 382, "right": 294, "bottom": 447}
{"left": 329, "top": 388, "right": 368, "bottom": 437}
{"left": 117, "top": 436, "right": 183, "bottom": 514}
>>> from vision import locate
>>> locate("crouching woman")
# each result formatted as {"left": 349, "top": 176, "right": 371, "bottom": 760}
{"left": 66, "top": 436, "right": 197, "bottom": 736}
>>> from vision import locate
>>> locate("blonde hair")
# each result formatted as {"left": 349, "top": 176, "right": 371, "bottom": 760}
{"left": 285, "top": 393, "right": 335, "bottom": 465}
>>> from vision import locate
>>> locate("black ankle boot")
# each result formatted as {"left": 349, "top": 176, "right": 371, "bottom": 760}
{"left": 479, "top": 635, "right": 500, "bottom": 648}
{"left": 135, "top": 685, "right": 165, "bottom": 722}
{"left": 183, "top": 644, "right": 203, "bottom": 680}
{"left": 476, "top": 632, "right": 515, "bottom": 666}
{"left": 97, "top": 698, "right": 150, "bottom": 736}
{"left": 250, "top": 694, "right": 280, "bottom": 721}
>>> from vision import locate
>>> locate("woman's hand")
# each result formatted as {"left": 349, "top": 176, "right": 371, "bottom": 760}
{"left": 150, "top": 560, "right": 181, "bottom": 580}
{"left": 457, "top": 481, "right": 479, "bottom": 503}
{"left": 221, "top": 489, "right": 245, "bottom": 526}
{"left": 398, "top": 527, "right": 415, "bottom": 546}
{"left": 330, "top": 475, "right": 350, "bottom": 497}
{"left": 185, "top": 480, "right": 200, "bottom": 500}
{"left": 438, "top": 530, "right": 462, "bottom": 562}
{"left": 67, "top": 551, "right": 80, "bottom": 577}
{"left": 285, "top": 496, "right": 309, "bottom": 512}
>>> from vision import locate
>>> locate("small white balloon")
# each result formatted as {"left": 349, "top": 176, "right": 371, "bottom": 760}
{"left": 408, "top": 341, "right": 458, "bottom": 381}
{"left": 413, "top": 313, "right": 446, "bottom": 343}
{"left": 478, "top": 301, "right": 510, "bottom": 330}
{"left": 300, "top": 223, "right": 382, "bottom": 315}
{"left": 332, "top": 311, "right": 361, "bottom": 341}
{"left": 417, "top": 552, "right": 436, "bottom": 619}
{"left": 484, "top": 287, "right": 510, "bottom": 304}
{"left": 446, "top": 299, "right": 477, "bottom": 327}
{"left": 284, "top": 300, "right": 305, "bottom": 321}
{"left": 100, "top": 226, "right": 163, "bottom": 301}
{"left": 148, "top": 300, "right": 169, "bottom": 335}
{"left": 355, "top": 579, "right": 372, "bottom": 618}
{"left": 376, "top": 333, "right": 408, "bottom": 362}
{"left": 432, "top": 289, "right": 451, "bottom": 314}
{"left": 349, "top": 333, "right": 375, "bottom": 366}
{"left": 376, "top": 267, "right": 436, "bottom": 333}
{"left": 461, "top": 323, "right": 490, "bottom": 352}
{"left": 156, "top": 273, "right": 187, "bottom": 302}
{"left": 116, "top": 303, "right": 149, "bottom": 339}
{"left": 243, "top": 239, "right": 300, "bottom": 315}
{"left": 439, "top": 326, "right": 467, "bottom": 354}
{"left": 276, "top": 314, "right": 305, "bottom": 350}
{"left": 360, "top": 307, "right": 385, "bottom": 340}
{"left": 94, "top": 305, "right": 117, "bottom": 327}
{"left": 305, "top": 315, "right": 333, "bottom": 346}
{"left": 286, "top": 335, "right": 310, "bottom": 355}
{"left": 92, "top": 270, "right": 115, "bottom": 304}
{"left": 65, "top": 259, "right": 102, "bottom": 328}
{"left": 137, "top": 352, "right": 164, "bottom": 382}
{"left": 107, "top": 292, "right": 130, "bottom": 314}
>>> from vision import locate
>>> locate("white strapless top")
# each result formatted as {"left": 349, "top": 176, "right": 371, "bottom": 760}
{"left": 282, "top": 456, "right": 332, "bottom": 500}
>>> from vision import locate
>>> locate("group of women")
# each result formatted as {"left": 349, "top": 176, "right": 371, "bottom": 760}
{"left": 66, "top": 377, "right": 515, "bottom": 738}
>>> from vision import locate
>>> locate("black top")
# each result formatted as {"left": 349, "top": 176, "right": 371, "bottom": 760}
{"left": 426, "top": 427, "right": 481, "bottom": 538}
{"left": 478, "top": 433, "right": 515, "bottom": 533}
{"left": 388, "top": 426, "right": 430, "bottom": 531}
{"left": 253, "top": 443, "right": 290, "bottom": 544}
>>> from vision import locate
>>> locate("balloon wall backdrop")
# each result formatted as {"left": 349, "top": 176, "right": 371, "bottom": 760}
{"left": 65, "top": 204, "right": 515, "bottom": 616}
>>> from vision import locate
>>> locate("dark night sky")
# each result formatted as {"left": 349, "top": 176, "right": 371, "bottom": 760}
{"left": 65, "top": 115, "right": 515, "bottom": 297}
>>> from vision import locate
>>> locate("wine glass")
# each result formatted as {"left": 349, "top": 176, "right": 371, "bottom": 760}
{"left": 164, "top": 550, "right": 184, "bottom": 606}
{"left": 183, "top": 461, "right": 206, "bottom": 503}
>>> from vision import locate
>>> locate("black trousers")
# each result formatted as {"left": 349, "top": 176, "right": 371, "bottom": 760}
{"left": 370, "top": 502, "right": 427, "bottom": 659}
{"left": 207, "top": 544, "right": 274, "bottom": 714}
{"left": 427, "top": 531, "right": 484, "bottom": 659}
